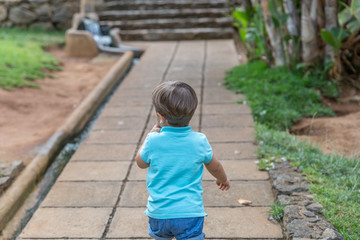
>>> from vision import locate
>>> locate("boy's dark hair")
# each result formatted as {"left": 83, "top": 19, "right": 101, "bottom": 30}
{"left": 152, "top": 81, "right": 198, "bottom": 127}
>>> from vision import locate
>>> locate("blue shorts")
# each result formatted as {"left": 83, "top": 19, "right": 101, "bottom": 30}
{"left": 148, "top": 217, "right": 205, "bottom": 240}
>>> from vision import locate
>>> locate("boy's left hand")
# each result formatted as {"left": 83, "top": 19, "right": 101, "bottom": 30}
{"left": 216, "top": 180, "right": 230, "bottom": 191}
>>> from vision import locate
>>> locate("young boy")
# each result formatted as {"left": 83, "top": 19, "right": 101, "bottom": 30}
{"left": 136, "top": 81, "right": 230, "bottom": 240}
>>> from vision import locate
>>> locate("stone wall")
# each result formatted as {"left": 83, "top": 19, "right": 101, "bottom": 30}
{"left": 0, "top": 0, "right": 80, "bottom": 30}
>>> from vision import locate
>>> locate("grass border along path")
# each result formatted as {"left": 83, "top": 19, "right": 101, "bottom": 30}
{"left": 225, "top": 61, "right": 360, "bottom": 239}
{"left": 0, "top": 28, "right": 64, "bottom": 90}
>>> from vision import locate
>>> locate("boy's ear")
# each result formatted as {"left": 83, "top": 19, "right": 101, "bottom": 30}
{"left": 156, "top": 112, "right": 166, "bottom": 124}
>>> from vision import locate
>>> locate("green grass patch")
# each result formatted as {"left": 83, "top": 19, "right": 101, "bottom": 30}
{"left": 224, "top": 60, "right": 337, "bottom": 131}
{"left": 0, "top": 28, "right": 65, "bottom": 90}
{"left": 256, "top": 124, "right": 360, "bottom": 239}
{"left": 268, "top": 200, "right": 285, "bottom": 222}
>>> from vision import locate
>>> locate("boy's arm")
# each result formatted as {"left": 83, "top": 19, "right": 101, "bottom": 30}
{"left": 135, "top": 123, "right": 161, "bottom": 169}
{"left": 135, "top": 146, "right": 150, "bottom": 169}
{"left": 205, "top": 155, "right": 230, "bottom": 191}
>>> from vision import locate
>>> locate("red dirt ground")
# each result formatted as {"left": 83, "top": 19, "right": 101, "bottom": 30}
{"left": 0, "top": 47, "right": 117, "bottom": 165}
{"left": 291, "top": 86, "right": 360, "bottom": 157}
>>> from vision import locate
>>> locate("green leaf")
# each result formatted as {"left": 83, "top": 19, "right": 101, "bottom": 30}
{"left": 271, "top": 16, "right": 280, "bottom": 28}
{"left": 232, "top": 10, "right": 249, "bottom": 28}
{"left": 320, "top": 29, "right": 341, "bottom": 49}
{"left": 338, "top": 7, "right": 352, "bottom": 26}
{"left": 239, "top": 28, "right": 247, "bottom": 42}
{"left": 347, "top": 20, "right": 360, "bottom": 33}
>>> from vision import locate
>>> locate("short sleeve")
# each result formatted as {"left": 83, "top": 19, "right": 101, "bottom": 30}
{"left": 140, "top": 134, "right": 152, "bottom": 163}
{"left": 202, "top": 135, "right": 213, "bottom": 164}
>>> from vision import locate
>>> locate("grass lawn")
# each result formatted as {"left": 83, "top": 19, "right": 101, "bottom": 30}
{"left": 225, "top": 61, "right": 360, "bottom": 239}
{"left": 0, "top": 28, "right": 65, "bottom": 90}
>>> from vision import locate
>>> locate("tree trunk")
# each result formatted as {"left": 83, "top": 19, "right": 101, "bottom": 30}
{"left": 325, "top": 0, "right": 339, "bottom": 60}
{"left": 301, "top": 0, "right": 319, "bottom": 63}
{"left": 283, "top": 0, "right": 300, "bottom": 62}
{"left": 260, "top": 0, "right": 286, "bottom": 66}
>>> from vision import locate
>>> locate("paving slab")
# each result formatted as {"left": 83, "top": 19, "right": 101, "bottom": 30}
{"left": 85, "top": 129, "right": 142, "bottom": 144}
{"left": 203, "top": 86, "right": 244, "bottom": 104}
{"left": 203, "top": 160, "right": 269, "bottom": 181}
{"left": 211, "top": 142, "right": 258, "bottom": 160}
{"left": 129, "top": 160, "right": 267, "bottom": 181}
{"left": 42, "top": 182, "right": 121, "bottom": 207}
{"left": 92, "top": 116, "right": 147, "bottom": 130}
{"left": 58, "top": 161, "right": 130, "bottom": 182}
{"left": 71, "top": 144, "right": 137, "bottom": 161}
{"left": 201, "top": 114, "right": 254, "bottom": 128}
{"left": 19, "top": 208, "right": 112, "bottom": 239}
{"left": 107, "top": 208, "right": 150, "bottom": 238}
{"left": 101, "top": 106, "right": 150, "bottom": 117}
{"left": 202, "top": 127, "right": 255, "bottom": 143}
{"left": 106, "top": 94, "right": 153, "bottom": 107}
{"left": 204, "top": 207, "right": 283, "bottom": 239}
{"left": 119, "top": 181, "right": 274, "bottom": 207}
{"left": 202, "top": 103, "right": 251, "bottom": 115}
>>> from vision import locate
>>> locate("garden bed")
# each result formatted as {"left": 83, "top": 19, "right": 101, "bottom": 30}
{"left": 0, "top": 46, "right": 117, "bottom": 166}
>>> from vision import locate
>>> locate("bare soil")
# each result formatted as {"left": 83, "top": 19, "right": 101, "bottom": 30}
{"left": 0, "top": 46, "right": 117, "bottom": 165}
{"left": 291, "top": 85, "right": 360, "bottom": 157}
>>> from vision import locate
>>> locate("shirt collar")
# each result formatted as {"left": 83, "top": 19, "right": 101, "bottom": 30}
{"left": 160, "top": 126, "right": 192, "bottom": 133}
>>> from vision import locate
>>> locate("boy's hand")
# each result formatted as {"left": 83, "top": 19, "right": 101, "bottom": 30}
{"left": 150, "top": 123, "right": 162, "bottom": 133}
{"left": 216, "top": 179, "right": 230, "bottom": 191}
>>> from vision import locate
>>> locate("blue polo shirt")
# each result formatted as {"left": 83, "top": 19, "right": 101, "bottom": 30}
{"left": 140, "top": 126, "right": 213, "bottom": 219}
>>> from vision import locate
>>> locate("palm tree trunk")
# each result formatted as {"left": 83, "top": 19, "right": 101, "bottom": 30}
{"left": 301, "top": 0, "right": 319, "bottom": 63}
{"left": 283, "top": 0, "right": 300, "bottom": 62}
{"left": 260, "top": 0, "right": 286, "bottom": 66}
{"left": 325, "top": 0, "right": 339, "bottom": 60}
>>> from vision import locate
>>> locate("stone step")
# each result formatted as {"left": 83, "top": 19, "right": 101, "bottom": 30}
{"left": 100, "top": 17, "right": 233, "bottom": 30}
{"left": 97, "top": 0, "right": 228, "bottom": 11}
{"left": 118, "top": 28, "right": 233, "bottom": 41}
{"left": 98, "top": 8, "right": 229, "bottom": 21}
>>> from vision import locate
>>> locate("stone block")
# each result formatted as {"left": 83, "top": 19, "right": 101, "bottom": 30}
{"left": 203, "top": 86, "right": 244, "bottom": 104}
{"left": 71, "top": 144, "right": 137, "bottom": 161}
{"left": 129, "top": 160, "right": 268, "bottom": 181}
{"left": 19, "top": 208, "right": 111, "bottom": 239}
{"left": 211, "top": 142, "right": 257, "bottom": 160}
{"left": 202, "top": 103, "right": 251, "bottom": 115}
{"left": 107, "top": 208, "right": 149, "bottom": 238}
{"left": 9, "top": 4, "right": 37, "bottom": 24}
{"left": 202, "top": 127, "right": 255, "bottom": 143}
{"left": 204, "top": 207, "right": 283, "bottom": 239}
{"left": 201, "top": 114, "right": 254, "bottom": 128}
{"left": 58, "top": 161, "right": 130, "bottom": 181}
{"left": 42, "top": 181, "right": 121, "bottom": 207}
{"left": 65, "top": 29, "right": 98, "bottom": 58}
{"left": 101, "top": 106, "right": 150, "bottom": 117}
{"left": 92, "top": 116, "right": 147, "bottom": 130}
{"left": 0, "top": 5, "right": 7, "bottom": 22}
{"left": 203, "top": 160, "right": 269, "bottom": 181}
{"left": 120, "top": 181, "right": 274, "bottom": 207}
{"left": 85, "top": 129, "right": 142, "bottom": 144}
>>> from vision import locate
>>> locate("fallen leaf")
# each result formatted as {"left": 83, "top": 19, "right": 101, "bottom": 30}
{"left": 238, "top": 198, "right": 252, "bottom": 206}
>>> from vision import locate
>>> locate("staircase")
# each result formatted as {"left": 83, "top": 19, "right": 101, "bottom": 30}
{"left": 96, "top": 0, "right": 234, "bottom": 41}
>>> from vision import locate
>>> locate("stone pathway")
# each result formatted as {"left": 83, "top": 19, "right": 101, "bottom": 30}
{"left": 19, "top": 40, "right": 283, "bottom": 239}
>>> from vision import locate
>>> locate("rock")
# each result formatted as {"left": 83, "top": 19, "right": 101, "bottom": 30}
{"left": 287, "top": 219, "right": 321, "bottom": 238}
{"left": 29, "top": 0, "right": 48, "bottom": 7}
{"left": 35, "top": 3, "right": 52, "bottom": 21}
{"left": 0, "top": 177, "right": 11, "bottom": 194}
{"left": 302, "top": 210, "right": 316, "bottom": 218}
{"left": 306, "top": 202, "right": 323, "bottom": 214}
{"left": 284, "top": 205, "right": 302, "bottom": 225}
{"left": 322, "top": 228, "right": 345, "bottom": 240}
{"left": 9, "top": 4, "right": 37, "bottom": 24}
{"left": 30, "top": 22, "right": 54, "bottom": 31}
{"left": 2, "top": 161, "right": 24, "bottom": 179}
{"left": 0, "top": 4, "right": 7, "bottom": 22}
{"left": 52, "top": 3, "right": 73, "bottom": 29}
